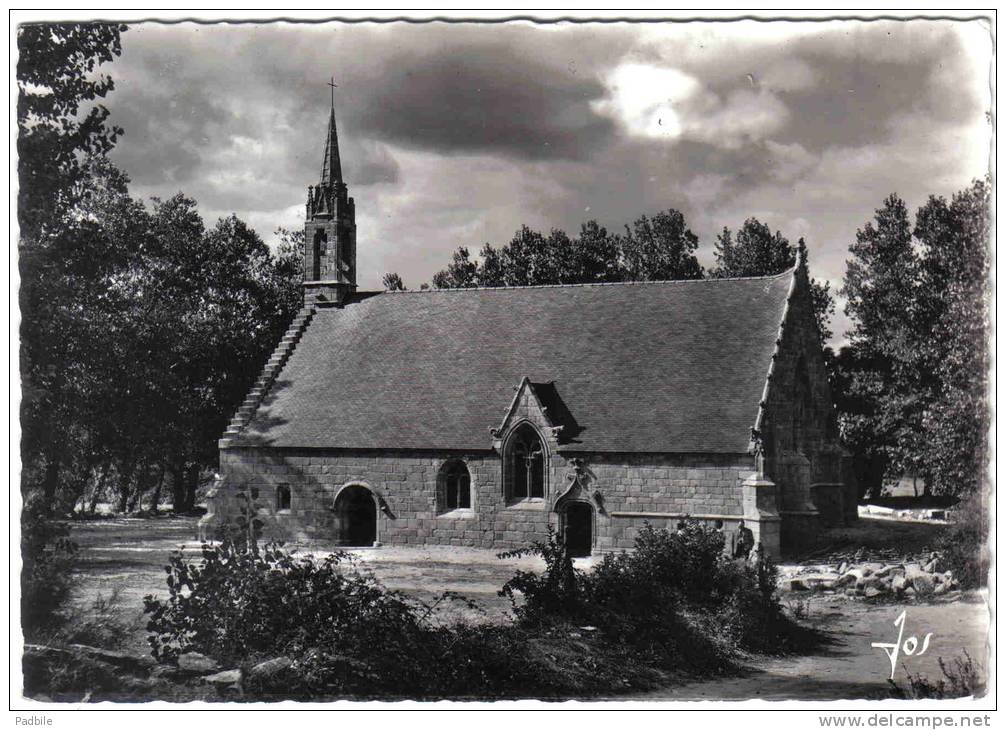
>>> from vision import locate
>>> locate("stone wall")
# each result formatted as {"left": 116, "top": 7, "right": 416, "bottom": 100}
{"left": 208, "top": 446, "right": 759, "bottom": 553}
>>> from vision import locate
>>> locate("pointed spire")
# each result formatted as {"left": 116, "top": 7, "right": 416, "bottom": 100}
{"left": 320, "top": 104, "right": 343, "bottom": 186}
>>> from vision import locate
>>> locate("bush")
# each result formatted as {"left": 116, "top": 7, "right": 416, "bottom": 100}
{"left": 934, "top": 493, "right": 989, "bottom": 589}
{"left": 21, "top": 506, "right": 78, "bottom": 637}
{"left": 147, "top": 520, "right": 804, "bottom": 700}
{"left": 500, "top": 521, "right": 795, "bottom": 661}
{"left": 144, "top": 539, "right": 427, "bottom": 666}
{"left": 889, "top": 651, "right": 985, "bottom": 699}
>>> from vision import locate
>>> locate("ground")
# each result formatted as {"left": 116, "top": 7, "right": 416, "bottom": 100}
{"left": 55, "top": 513, "right": 990, "bottom": 701}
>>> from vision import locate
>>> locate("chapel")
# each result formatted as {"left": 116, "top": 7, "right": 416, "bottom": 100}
{"left": 202, "top": 101, "right": 856, "bottom": 558}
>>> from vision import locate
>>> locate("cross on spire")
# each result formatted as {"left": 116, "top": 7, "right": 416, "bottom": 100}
{"left": 328, "top": 76, "right": 338, "bottom": 109}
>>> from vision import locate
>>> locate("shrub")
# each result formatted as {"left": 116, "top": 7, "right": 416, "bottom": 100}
{"left": 889, "top": 651, "right": 985, "bottom": 699}
{"left": 144, "top": 538, "right": 426, "bottom": 666}
{"left": 499, "top": 521, "right": 794, "bottom": 663}
{"left": 498, "top": 527, "right": 582, "bottom": 623}
{"left": 934, "top": 493, "right": 989, "bottom": 589}
{"left": 147, "top": 520, "right": 803, "bottom": 700}
{"left": 21, "top": 506, "right": 78, "bottom": 637}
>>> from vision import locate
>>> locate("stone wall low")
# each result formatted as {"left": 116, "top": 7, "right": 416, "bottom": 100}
{"left": 209, "top": 447, "right": 759, "bottom": 553}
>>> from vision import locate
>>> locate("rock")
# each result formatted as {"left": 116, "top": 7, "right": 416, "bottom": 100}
{"left": 904, "top": 562, "right": 926, "bottom": 580}
{"left": 874, "top": 564, "right": 904, "bottom": 579}
{"left": 787, "top": 572, "right": 840, "bottom": 591}
{"left": 924, "top": 558, "right": 939, "bottom": 573}
{"left": 864, "top": 585, "right": 883, "bottom": 598}
{"left": 177, "top": 652, "right": 220, "bottom": 675}
{"left": 845, "top": 587, "right": 859, "bottom": 596}
{"left": 248, "top": 656, "right": 293, "bottom": 681}
{"left": 204, "top": 668, "right": 243, "bottom": 696}
{"left": 891, "top": 575, "right": 908, "bottom": 593}
{"left": 934, "top": 582, "right": 949, "bottom": 596}
{"left": 838, "top": 561, "right": 849, "bottom": 575}
{"left": 66, "top": 644, "right": 155, "bottom": 673}
{"left": 862, "top": 562, "right": 884, "bottom": 575}
{"left": 904, "top": 586, "right": 917, "bottom": 598}
{"left": 910, "top": 574, "right": 935, "bottom": 596}
{"left": 837, "top": 568, "right": 867, "bottom": 587}
{"left": 859, "top": 576, "right": 886, "bottom": 593}
{"left": 204, "top": 668, "right": 242, "bottom": 685}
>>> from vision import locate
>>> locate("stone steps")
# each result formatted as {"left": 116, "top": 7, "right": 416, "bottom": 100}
{"left": 221, "top": 306, "right": 316, "bottom": 441}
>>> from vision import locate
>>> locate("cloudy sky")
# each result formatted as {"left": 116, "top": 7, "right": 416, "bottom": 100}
{"left": 101, "top": 17, "right": 992, "bottom": 343}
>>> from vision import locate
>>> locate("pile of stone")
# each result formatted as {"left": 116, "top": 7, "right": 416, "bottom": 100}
{"left": 781, "top": 552, "right": 958, "bottom": 599}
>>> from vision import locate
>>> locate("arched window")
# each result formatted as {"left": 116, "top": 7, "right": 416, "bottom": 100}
{"left": 437, "top": 460, "right": 471, "bottom": 513}
{"left": 276, "top": 484, "right": 291, "bottom": 512}
{"left": 312, "top": 229, "right": 327, "bottom": 280}
{"left": 507, "top": 424, "right": 546, "bottom": 501}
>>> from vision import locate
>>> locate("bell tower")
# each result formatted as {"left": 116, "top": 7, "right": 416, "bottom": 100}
{"left": 303, "top": 79, "right": 357, "bottom": 306}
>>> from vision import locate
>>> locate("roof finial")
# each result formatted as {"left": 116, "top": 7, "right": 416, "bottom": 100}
{"left": 328, "top": 76, "right": 337, "bottom": 110}
{"left": 796, "top": 237, "right": 808, "bottom": 270}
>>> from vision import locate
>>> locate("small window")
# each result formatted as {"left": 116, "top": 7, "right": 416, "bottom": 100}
{"left": 507, "top": 424, "right": 546, "bottom": 502}
{"left": 276, "top": 484, "right": 291, "bottom": 512}
{"left": 438, "top": 460, "right": 472, "bottom": 513}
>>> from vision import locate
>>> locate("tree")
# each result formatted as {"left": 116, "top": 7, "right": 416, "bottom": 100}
{"left": 840, "top": 194, "right": 921, "bottom": 492}
{"left": 574, "top": 220, "right": 623, "bottom": 283}
{"left": 432, "top": 246, "right": 478, "bottom": 289}
{"left": 621, "top": 209, "right": 703, "bottom": 281}
{"left": 18, "top": 23, "right": 127, "bottom": 515}
{"left": 712, "top": 219, "right": 794, "bottom": 278}
{"left": 17, "top": 23, "right": 125, "bottom": 240}
{"left": 839, "top": 184, "right": 989, "bottom": 497}
{"left": 913, "top": 180, "right": 990, "bottom": 496}
{"left": 382, "top": 272, "right": 405, "bottom": 291}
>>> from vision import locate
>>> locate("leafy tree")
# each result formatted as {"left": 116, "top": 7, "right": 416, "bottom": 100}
{"left": 810, "top": 277, "right": 836, "bottom": 344}
{"left": 913, "top": 180, "right": 990, "bottom": 496}
{"left": 839, "top": 184, "right": 989, "bottom": 497}
{"left": 620, "top": 209, "right": 702, "bottom": 281}
{"left": 712, "top": 219, "right": 794, "bottom": 278}
{"left": 18, "top": 23, "right": 127, "bottom": 515}
{"left": 382, "top": 272, "right": 405, "bottom": 291}
{"left": 475, "top": 243, "right": 506, "bottom": 287}
{"left": 840, "top": 194, "right": 921, "bottom": 491}
{"left": 574, "top": 220, "right": 623, "bottom": 283}
{"left": 17, "top": 23, "right": 125, "bottom": 240}
{"left": 432, "top": 246, "right": 478, "bottom": 289}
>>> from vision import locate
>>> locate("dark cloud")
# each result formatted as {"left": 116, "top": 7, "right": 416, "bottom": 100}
{"left": 348, "top": 39, "right": 617, "bottom": 160}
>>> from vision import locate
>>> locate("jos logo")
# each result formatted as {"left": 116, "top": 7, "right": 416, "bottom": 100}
{"left": 872, "top": 609, "right": 933, "bottom": 680}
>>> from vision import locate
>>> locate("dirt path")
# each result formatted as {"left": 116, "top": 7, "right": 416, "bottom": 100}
{"left": 67, "top": 515, "right": 990, "bottom": 701}
{"left": 637, "top": 594, "right": 990, "bottom": 701}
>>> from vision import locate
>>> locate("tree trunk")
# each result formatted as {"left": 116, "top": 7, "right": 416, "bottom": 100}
{"left": 147, "top": 464, "right": 166, "bottom": 513}
{"left": 87, "top": 463, "right": 110, "bottom": 514}
{"left": 39, "top": 456, "right": 62, "bottom": 517}
{"left": 180, "top": 464, "right": 201, "bottom": 513}
{"left": 169, "top": 464, "right": 186, "bottom": 513}
{"left": 116, "top": 459, "right": 137, "bottom": 514}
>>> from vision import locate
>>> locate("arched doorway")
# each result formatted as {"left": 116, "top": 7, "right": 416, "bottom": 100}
{"left": 334, "top": 485, "right": 377, "bottom": 546}
{"left": 562, "top": 502, "right": 594, "bottom": 557}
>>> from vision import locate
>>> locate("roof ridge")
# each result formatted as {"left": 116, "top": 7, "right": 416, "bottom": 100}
{"left": 376, "top": 268, "right": 796, "bottom": 294}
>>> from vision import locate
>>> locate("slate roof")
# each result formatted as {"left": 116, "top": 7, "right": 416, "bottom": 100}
{"left": 240, "top": 270, "right": 795, "bottom": 453}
